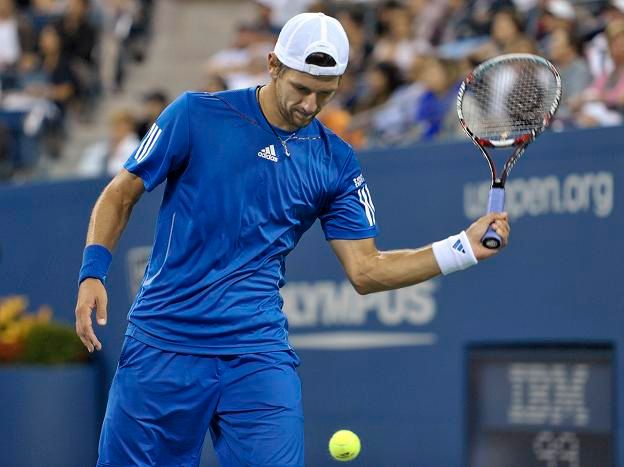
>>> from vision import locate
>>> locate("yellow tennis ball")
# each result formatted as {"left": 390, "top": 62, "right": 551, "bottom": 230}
{"left": 329, "top": 429, "right": 361, "bottom": 462}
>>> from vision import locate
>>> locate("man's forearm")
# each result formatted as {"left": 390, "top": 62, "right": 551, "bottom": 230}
{"left": 86, "top": 181, "right": 137, "bottom": 251}
{"left": 354, "top": 247, "right": 441, "bottom": 294}
{"left": 332, "top": 219, "right": 501, "bottom": 296}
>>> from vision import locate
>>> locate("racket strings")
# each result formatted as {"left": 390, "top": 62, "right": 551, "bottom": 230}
{"left": 461, "top": 60, "right": 559, "bottom": 141}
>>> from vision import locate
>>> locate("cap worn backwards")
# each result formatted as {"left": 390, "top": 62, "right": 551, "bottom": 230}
{"left": 274, "top": 12, "right": 350, "bottom": 77}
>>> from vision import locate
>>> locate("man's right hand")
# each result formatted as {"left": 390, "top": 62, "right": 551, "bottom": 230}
{"left": 466, "top": 212, "right": 510, "bottom": 261}
{"left": 75, "top": 278, "right": 108, "bottom": 352}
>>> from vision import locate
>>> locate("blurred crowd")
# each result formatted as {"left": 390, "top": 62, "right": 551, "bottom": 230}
{"left": 201, "top": 0, "right": 624, "bottom": 150}
{"left": 2, "top": 0, "right": 624, "bottom": 182}
{"left": 0, "top": 0, "right": 154, "bottom": 180}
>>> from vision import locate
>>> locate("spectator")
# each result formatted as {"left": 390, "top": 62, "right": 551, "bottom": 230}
{"left": 407, "top": 0, "right": 447, "bottom": 44}
{"left": 203, "top": 23, "right": 273, "bottom": 89}
{"left": 537, "top": 0, "right": 577, "bottom": 52}
{"left": 371, "top": 2, "right": 431, "bottom": 74}
{"left": 98, "top": 0, "right": 139, "bottom": 93}
{"left": 0, "top": 0, "right": 36, "bottom": 86}
{"left": 584, "top": 0, "right": 624, "bottom": 79}
{"left": 58, "top": 0, "right": 97, "bottom": 66}
{"left": 437, "top": 0, "right": 483, "bottom": 44}
{"left": 336, "top": 7, "right": 372, "bottom": 74}
{"left": 24, "top": 24, "right": 77, "bottom": 112}
{"left": 77, "top": 108, "right": 139, "bottom": 177}
{"left": 23, "top": 23, "right": 78, "bottom": 158}
{"left": 57, "top": 0, "right": 99, "bottom": 114}
{"left": 471, "top": 7, "right": 532, "bottom": 61}
{"left": 573, "top": 19, "right": 624, "bottom": 127}
{"left": 548, "top": 27, "right": 592, "bottom": 121}
{"left": 135, "top": 90, "right": 168, "bottom": 139}
{"left": 347, "top": 54, "right": 430, "bottom": 147}
{"left": 465, "top": 0, "right": 514, "bottom": 37}
{"left": 351, "top": 61, "right": 404, "bottom": 114}
{"left": 125, "top": 0, "right": 154, "bottom": 62}
{"left": 0, "top": 0, "right": 22, "bottom": 71}
{"left": 543, "top": 0, "right": 577, "bottom": 32}
{"left": 412, "top": 56, "right": 461, "bottom": 141}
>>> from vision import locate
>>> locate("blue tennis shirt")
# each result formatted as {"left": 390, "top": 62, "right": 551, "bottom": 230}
{"left": 123, "top": 88, "right": 378, "bottom": 355}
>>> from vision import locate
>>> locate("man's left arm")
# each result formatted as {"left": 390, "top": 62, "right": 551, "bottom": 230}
{"left": 330, "top": 212, "right": 510, "bottom": 295}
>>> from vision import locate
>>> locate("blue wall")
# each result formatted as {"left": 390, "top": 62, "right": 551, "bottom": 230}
{"left": 0, "top": 126, "right": 622, "bottom": 466}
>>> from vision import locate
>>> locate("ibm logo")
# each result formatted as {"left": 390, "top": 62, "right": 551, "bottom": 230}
{"left": 507, "top": 363, "right": 590, "bottom": 427}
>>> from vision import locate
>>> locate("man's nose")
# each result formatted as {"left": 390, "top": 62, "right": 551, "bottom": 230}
{"left": 300, "top": 93, "right": 318, "bottom": 114}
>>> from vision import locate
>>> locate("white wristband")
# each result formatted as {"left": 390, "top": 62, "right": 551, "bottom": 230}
{"left": 432, "top": 231, "right": 478, "bottom": 275}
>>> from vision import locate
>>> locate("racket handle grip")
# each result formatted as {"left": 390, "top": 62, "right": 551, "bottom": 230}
{"left": 481, "top": 187, "right": 506, "bottom": 249}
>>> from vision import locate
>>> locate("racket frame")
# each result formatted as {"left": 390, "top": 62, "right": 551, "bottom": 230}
{"left": 456, "top": 53, "right": 562, "bottom": 249}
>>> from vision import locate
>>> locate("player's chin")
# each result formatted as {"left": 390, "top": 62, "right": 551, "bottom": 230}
{"left": 293, "top": 111, "right": 315, "bottom": 126}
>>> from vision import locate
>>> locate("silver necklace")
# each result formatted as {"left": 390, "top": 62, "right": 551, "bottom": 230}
{"left": 256, "top": 86, "right": 296, "bottom": 157}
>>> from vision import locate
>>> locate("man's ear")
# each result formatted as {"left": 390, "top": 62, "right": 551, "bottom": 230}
{"left": 267, "top": 52, "right": 280, "bottom": 79}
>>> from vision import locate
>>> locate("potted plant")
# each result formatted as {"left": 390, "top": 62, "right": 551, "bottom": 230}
{"left": 0, "top": 296, "right": 100, "bottom": 466}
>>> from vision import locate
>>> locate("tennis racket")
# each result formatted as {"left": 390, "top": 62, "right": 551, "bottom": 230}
{"left": 457, "top": 53, "right": 562, "bottom": 249}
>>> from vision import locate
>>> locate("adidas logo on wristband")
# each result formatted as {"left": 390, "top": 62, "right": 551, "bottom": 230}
{"left": 452, "top": 239, "right": 466, "bottom": 254}
{"left": 432, "top": 231, "right": 478, "bottom": 275}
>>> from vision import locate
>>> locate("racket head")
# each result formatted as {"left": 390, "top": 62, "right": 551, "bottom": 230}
{"left": 457, "top": 53, "right": 562, "bottom": 148}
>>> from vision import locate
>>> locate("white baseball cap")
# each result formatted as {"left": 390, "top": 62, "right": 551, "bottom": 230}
{"left": 611, "top": 0, "right": 624, "bottom": 13}
{"left": 274, "top": 12, "right": 349, "bottom": 76}
{"left": 546, "top": 0, "right": 576, "bottom": 20}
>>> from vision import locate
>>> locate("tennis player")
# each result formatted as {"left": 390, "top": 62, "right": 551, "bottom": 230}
{"left": 75, "top": 12, "right": 510, "bottom": 467}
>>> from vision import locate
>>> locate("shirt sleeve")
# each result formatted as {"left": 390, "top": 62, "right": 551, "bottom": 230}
{"left": 319, "top": 150, "right": 379, "bottom": 240}
{"left": 124, "top": 92, "right": 191, "bottom": 191}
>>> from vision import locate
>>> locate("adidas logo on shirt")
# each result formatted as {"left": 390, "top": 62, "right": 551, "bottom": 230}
{"left": 257, "top": 145, "right": 278, "bottom": 162}
{"left": 452, "top": 239, "right": 466, "bottom": 254}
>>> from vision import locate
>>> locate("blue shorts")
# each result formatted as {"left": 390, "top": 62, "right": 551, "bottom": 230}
{"left": 97, "top": 336, "right": 303, "bottom": 467}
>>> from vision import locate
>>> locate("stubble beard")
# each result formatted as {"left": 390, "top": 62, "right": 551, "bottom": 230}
{"left": 276, "top": 85, "right": 316, "bottom": 130}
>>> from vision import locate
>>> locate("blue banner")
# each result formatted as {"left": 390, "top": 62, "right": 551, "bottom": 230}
{"left": 0, "top": 126, "right": 622, "bottom": 466}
